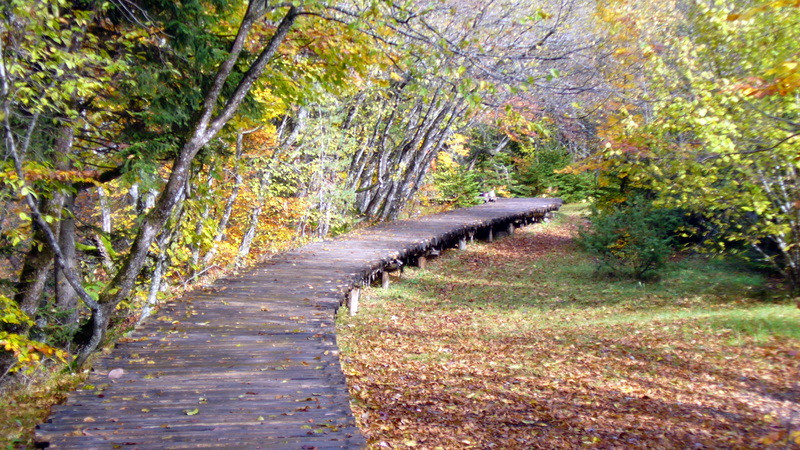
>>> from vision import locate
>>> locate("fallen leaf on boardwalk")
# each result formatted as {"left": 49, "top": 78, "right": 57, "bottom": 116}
{"left": 184, "top": 408, "right": 199, "bottom": 416}
{"left": 107, "top": 368, "right": 124, "bottom": 381}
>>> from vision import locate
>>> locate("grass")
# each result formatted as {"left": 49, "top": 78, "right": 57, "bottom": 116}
{"left": 337, "top": 205, "right": 800, "bottom": 448}
{"left": 0, "top": 368, "right": 84, "bottom": 448}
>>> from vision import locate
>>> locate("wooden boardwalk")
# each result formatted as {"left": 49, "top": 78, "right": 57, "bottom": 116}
{"left": 36, "top": 198, "right": 562, "bottom": 448}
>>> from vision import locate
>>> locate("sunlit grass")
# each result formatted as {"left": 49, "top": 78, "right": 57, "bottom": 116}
{"left": 375, "top": 208, "right": 793, "bottom": 337}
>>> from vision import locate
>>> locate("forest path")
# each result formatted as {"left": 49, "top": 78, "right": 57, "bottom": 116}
{"left": 36, "top": 198, "right": 561, "bottom": 449}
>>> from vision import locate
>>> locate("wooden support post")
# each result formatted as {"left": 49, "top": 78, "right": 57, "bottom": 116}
{"left": 487, "top": 228, "right": 493, "bottom": 242}
{"left": 507, "top": 223, "right": 515, "bottom": 235}
{"left": 468, "top": 231, "right": 475, "bottom": 243}
{"left": 348, "top": 288, "right": 360, "bottom": 316}
{"left": 458, "top": 237, "right": 467, "bottom": 250}
{"left": 381, "top": 271, "right": 390, "bottom": 289}
{"left": 418, "top": 256, "right": 427, "bottom": 269}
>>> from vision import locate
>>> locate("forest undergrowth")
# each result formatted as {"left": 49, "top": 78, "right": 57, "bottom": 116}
{"left": 337, "top": 204, "right": 800, "bottom": 448}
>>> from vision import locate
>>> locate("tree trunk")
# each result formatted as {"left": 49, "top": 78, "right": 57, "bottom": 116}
{"left": 98, "top": 186, "right": 111, "bottom": 233}
{"left": 190, "top": 166, "right": 216, "bottom": 272}
{"left": 236, "top": 169, "right": 272, "bottom": 267}
{"left": 11, "top": 125, "right": 74, "bottom": 320}
{"left": 0, "top": 125, "right": 73, "bottom": 375}
{"left": 200, "top": 127, "right": 257, "bottom": 267}
{"left": 140, "top": 194, "right": 187, "bottom": 324}
{"left": 76, "top": 4, "right": 300, "bottom": 365}
{"left": 55, "top": 193, "right": 78, "bottom": 325}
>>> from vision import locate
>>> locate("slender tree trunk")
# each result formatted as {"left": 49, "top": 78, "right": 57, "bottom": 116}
{"left": 77, "top": 4, "right": 300, "bottom": 365}
{"left": 11, "top": 125, "right": 74, "bottom": 319}
{"left": 201, "top": 127, "right": 257, "bottom": 267}
{"left": 0, "top": 125, "right": 72, "bottom": 374}
{"left": 98, "top": 186, "right": 111, "bottom": 234}
{"left": 234, "top": 104, "right": 304, "bottom": 266}
{"left": 94, "top": 186, "right": 115, "bottom": 273}
{"left": 55, "top": 193, "right": 78, "bottom": 325}
{"left": 190, "top": 166, "right": 216, "bottom": 272}
{"left": 140, "top": 194, "right": 187, "bottom": 324}
{"left": 236, "top": 169, "right": 272, "bottom": 266}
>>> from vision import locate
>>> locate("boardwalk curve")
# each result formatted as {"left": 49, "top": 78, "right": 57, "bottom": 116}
{"left": 36, "top": 198, "right": 562, "bottom": 448}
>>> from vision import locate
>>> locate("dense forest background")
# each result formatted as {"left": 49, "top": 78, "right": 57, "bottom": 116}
{"left": 1, "top": 0, "right": 798, "bottom": 382}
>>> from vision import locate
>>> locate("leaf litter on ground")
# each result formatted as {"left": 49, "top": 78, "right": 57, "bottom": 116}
{"left": 337, "top": 205, "right": 800, "bottom": 449}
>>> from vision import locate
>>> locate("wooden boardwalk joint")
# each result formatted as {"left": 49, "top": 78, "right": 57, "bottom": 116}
{"left": 36, "top": 198, "right": 561, "bottom": 448}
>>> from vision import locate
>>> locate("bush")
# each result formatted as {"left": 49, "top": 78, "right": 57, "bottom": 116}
{"left": 432, "top": 164, "right": 483, "bottom": 208}
{"left": 511, "top": 142, "right": 596, "bottom": 202}
{"left": 577, "top": 196, "right": 682, "bottom": 280}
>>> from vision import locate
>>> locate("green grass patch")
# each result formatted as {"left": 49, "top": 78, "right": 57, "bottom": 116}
{"left": 374, "top": 206, "right": 789, "bottom": 339}
{"left": 0, "top": 368, "right": 85, "bottom": 448}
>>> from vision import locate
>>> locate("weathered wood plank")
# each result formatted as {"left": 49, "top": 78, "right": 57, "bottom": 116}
{"left": 37, "top": 198, "right": 561, "bottom": 448}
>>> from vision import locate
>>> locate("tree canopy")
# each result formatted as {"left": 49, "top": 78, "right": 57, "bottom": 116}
{"left": 580, "top": 0, "right": 800, "bottom": 289}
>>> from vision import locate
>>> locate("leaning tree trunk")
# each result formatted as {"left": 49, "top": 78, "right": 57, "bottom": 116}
{"left": 76, "top": 4, "right": 300, "bottom": 365}
{"left": 385, "top": 99, "right": 464, "bottom": 220}
{"left": 139, "top": 190, "right": 188, "bottom": 324}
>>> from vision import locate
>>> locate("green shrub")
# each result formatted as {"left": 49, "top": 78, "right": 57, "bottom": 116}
{"left": 511, "top": 142, "right": 596, "bottom": 202}
{"left": 577, "top": 196, "right": 682, "bottom": 280}
{"left": 432, "top": 165, "right": 482, "bottom": 207}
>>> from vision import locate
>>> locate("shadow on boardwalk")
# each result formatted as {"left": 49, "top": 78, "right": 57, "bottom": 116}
{"left": 36, "top": 198, "right": 561, "bottom": 448}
